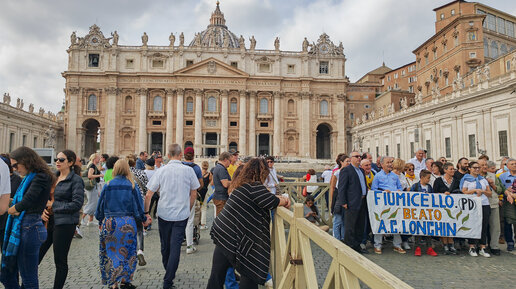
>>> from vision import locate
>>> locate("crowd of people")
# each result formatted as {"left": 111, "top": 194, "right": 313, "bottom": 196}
{"left": 0, "top": 143, "right": 514, "bottom": 289}
{"left": 325, "top": 149, "right": 516, "bottom": 259}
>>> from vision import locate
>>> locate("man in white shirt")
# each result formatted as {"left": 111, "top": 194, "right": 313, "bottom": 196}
{"left": 321, "top": 165, "right": 333, "bottom": 183}
{"left": 144, "top": 144, "right": 200, "bottom": 289}
{"left": 0, "top": 158, "right": 10, "bottom": 214}
{"left": 409, "top": 148, "right": 426, "bottom": 177}
{"left": 265, "top": 156, "right": 282, "bottom": 194}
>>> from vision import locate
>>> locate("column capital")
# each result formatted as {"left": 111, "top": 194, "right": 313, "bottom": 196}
{"left": 300, "top": 91, "right": 311, "bottom": 100}
{"left": 220, "top": 89, "right": 229, "bottom": 97}
{"left": 176, "top": 88, "right": 185, "bottom": 95}
{"left": 239, "top": 90, "right": 247, "bottom": 97}
{"left": 194, "top": 88, "right": 203, "bottom": 96}
{"left": 67, "top": 87, "right": 80, "bottom": 95}
{"left": 137, "top": 88, "right": 148, "bottom": 95}
{"left": 165, "top": 88, "right": 176, "bottom": 95}
{"left": 104, "top": 87, "right": 119, "bottom": 95}
{"left": 249, "top": 90, "right": 257, "bottom": 97}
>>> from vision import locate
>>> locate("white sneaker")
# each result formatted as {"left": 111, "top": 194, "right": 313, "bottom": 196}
{"left": 478, "top": 248, "right": 491, "bottom": 258}
{"left": 265, "top": 278, "right": 273, "bottom": 288}
{"left": 360, "top": 243, "right": 366, "bottom": 250}
{"left": 469, "top": 248, "right": 478, "bottom": 257}
{"left": 186, "top": 245, "right": 197, "bottom": 254}
{"left": 81, "top": 217, "right": 88, "bottom": 226}
{"left": 74, "top": 226, "right": 83, "bottom": 239}
{"left": 402, "top": 241, "right": 411, "bottom": 250}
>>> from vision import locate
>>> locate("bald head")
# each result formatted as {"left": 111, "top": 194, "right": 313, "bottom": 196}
{"left": 360, "top": 159, "right": 372, "bottom": 174}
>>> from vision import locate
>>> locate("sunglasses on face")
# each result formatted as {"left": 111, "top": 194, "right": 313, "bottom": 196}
{"left": 471, "top": 166, "right": 480, "bottom": 170}
{"left": 351, "top": 155, "right": 361, "bottom": 159}
{"left": 55, "top": 157, "right": 67, "bottom": 163}
{"left": 267, "top": 161, "right": 274, "bottom": 163}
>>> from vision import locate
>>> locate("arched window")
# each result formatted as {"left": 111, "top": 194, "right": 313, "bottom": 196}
{"left": 88, "top": 94, "right": 97, "bottom": 111}
{"left": 320, "top": 100, "right": 329, "bottom": 116}
{"left": 230, "top": 98, "right": 238, "bottom": 114}
{"left": 186, "top": 97, "right": 194, "bottom": 113}
{"left": 153, "top": 96, "right": 163, "bottom": 111}
{"left": 491, "top": 41, "right": 499, "bottom": 59}
{"left": 124, "top": 96, "right": 133, "bottom": 112}
{"left": 207, "top": 97, "right": 216, "bottom": 112}
{"left": 259, "top": 98, "right": 268, "bottom": 114}
{"left": 287, "top": 99, "right": 295, "bottom": 114}
{"left": 229, "top": 142, "right": 238, "bottom": 151}
{"left": 500, "top": 44, "right": 508, "bottom": 55}
{"left": 484, "top": 39, "right": 489, "bottom": 57}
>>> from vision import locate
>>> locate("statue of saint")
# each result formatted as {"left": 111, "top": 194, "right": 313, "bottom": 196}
{"left": 29, "top": 103, "right": 34, "bottom": 113}
{"left": 483, "top": 65, "right": 490, "bottom": 81}
{"left": 142, "top": 32, "right": 148, "bottom": 46}
{"left": 400, "top": 97, "right": 408, "bottom": 110}
{"left": 274, "top": 37, "right": 280, "bottom": 51}
{"left": 70, "top": 32, "right": 77, "bottom": 46}
{"left": 3, "top": 93, "right": 10, "bottom": 104}
{"left": 179, "top": 32, "right": 184, "bottom": 46}
{"left": 239, "top": 35, "right": 245, "bottom": 49}
{"left": 249, "top": 36, "right": 256, "bottom": 50}
{"left": 302, "top": 37, "right": 309, "bottom": 52}
{"left": 223, "top": 33, "right": 229, "bottom": 48}
{"left": 111, "top": 31, "right": 119, "bottom": 46}
{"left": 169, "top": 33, "right": 175, "bottom": 47}
{"left": 194, "top": 33, "right": 201, "bottom": 47}
{"left": 45, "top": 126, "right": 56, "bottom": 149}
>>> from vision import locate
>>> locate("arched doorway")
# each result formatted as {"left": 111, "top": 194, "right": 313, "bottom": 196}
{"left": 316, "top": 123, "right": 331, "bottom": 159}
{"left": 205, "top": 133, "right": 218, "bottom": 157}
{"left": 229, "top": 142, "right": 238, "bottom": 152}
{"left": 83, "top": 119, "right": 100, "bottom": 158}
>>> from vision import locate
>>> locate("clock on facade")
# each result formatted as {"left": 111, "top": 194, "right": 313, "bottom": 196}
{"left": 319, "top": 43, "right": 329, "bottom": 54}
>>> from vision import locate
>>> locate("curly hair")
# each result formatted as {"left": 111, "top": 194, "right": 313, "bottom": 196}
{"left": 10, "top": 146, "right": 55, "bottom": 183}
{"left": 228, "top": 158, "right": 270, "bottom": 194}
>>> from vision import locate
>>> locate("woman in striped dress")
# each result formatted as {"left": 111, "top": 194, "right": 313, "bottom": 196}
{"left": 207, "top": 158, "right": 291, "bottom": 289}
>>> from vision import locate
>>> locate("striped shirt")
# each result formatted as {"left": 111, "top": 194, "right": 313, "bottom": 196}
{"left": 210, "top": 182, "right": 280, "bottom": 284}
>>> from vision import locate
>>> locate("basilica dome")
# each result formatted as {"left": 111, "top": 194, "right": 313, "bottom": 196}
{"left": 189, "top": 2, "right": 240, "bottom": 48}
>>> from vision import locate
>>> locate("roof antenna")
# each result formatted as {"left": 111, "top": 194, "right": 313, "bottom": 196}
{"left": 382, "top": 50, "right": 385, "bottom": 66}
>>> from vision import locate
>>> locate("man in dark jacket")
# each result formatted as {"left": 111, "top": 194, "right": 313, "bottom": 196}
{"left": 337, "top": 151, "right": 368, "bottom": 253}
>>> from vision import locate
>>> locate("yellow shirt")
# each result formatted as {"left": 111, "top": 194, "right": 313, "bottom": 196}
{"left": 366, "top": 172, "right": 374, "bottom": 190}
{"left": 227, "top": 163, "right": 237, "bottom": 179}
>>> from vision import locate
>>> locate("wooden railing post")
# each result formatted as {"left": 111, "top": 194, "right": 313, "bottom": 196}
{"left": 292, "top": 203, "right": 306, "bottom": 289}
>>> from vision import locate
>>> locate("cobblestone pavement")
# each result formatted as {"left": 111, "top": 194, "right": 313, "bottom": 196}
{"left": 38, "top": 204, "right": 516, "bottom": 289}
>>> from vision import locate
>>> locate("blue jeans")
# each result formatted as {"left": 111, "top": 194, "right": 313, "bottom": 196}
{"left": 332, "top": 213, "right": 345, "bottom": 241}
{"left": 158, "top": 217, "right": 187, "bottom": 289}
{"left": 504, "top": 219, "right": 514, "bottom": 245}
{"left": 1, "top": 214, "right": 47, "bottom": 289}
{"left": 225, "top": 267, "right": 239, "bottom": 289}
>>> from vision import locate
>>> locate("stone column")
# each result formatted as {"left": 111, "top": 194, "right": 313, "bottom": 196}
{"left": 220, "top": 90, "right": 229, "bottom": 151}
{"left": 175, "top": 88, "right": 184, "bottom": 146}
{"left": 165, "top": 88, "right": 175, "bottom": 151}
{"left": 273, "top": 91, "right": 282, "bottom": 156}
{"left": 105, "top": 87, "right": 118, "bottom": 155}
{"left": 238, "top": 90, "right": 247, "bottom": 155}
{"left": 300, "top": 92, "right": 311, "bottom": 158}
{"left": 138, "top": 88, "right": 148, "bottom": 153}
{"left": 336, "top": 94, "right": 346, "bottom": 155}
{"left": 67, "top": 87, "right": 80, "bottom": 154}
{"left": 76, "top": 128, "right": 86, "bottom": 158}
{"left": 248, "top": 91, "right": 257, "bottom": 156}
{"left": 194, "top": 89, "right": 203, "bottom": 154}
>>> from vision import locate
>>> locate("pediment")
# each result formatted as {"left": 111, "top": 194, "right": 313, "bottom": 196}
{"left": 174, "top": 58, "right": 248, "bottom": 77}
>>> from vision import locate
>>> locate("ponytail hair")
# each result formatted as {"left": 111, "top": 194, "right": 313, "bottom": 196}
{"left": 61, "top": 150, "right": 82, "bottom": 175}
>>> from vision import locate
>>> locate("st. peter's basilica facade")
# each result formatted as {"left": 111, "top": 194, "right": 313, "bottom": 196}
{"left": 63, "top": 3, "right": 350, "bottom": 158}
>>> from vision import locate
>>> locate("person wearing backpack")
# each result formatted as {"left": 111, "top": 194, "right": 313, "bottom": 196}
{"left": 182, "top": 147, "right": 203, "bottom": 254}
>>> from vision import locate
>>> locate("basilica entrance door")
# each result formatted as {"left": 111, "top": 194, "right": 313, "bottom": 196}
{"left": 205, "top": 133, "right": 217, "bottom": 157}
{"left": 151, "top": 132, "right": 163, "bottom": 154}
{"left": 316, "top": 124, "right": 331, "bottom": 159}
{"left": 258, "top": 134, "right": 270, "bottom": 156}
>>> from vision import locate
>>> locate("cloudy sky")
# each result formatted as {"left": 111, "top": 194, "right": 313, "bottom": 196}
{"left": 0, "top": 0, "right": 515, "bottom": 112}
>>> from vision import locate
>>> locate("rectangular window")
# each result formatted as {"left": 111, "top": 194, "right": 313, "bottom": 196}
{"left": 9, "top": 133, "right": 15, "bottom": 152}
{"left": 385, "top": 145, "right": 389, "bottom": 156}
{"left": 387, "top": 75, "right": 391, "bottom": 81}
{"left": 126, "top": 59, "right": 134, "bottom": 68}
{"left": 468, "top": 134, "right": 476, "bottom": 157}
{"left": 186, "top": 60, "right": 194, "bottom": 67}
{"left": 410, "top": 142, "right": 414, "bottom": 156}
{"left": 507, "top": 21, "right": 515, "bottom": 38}
{"left": 376, "top": 146, "right": 379, "bottom": 159}
{"left": 409, "top": 86, "right": 414, "bottom": 93}
{"left": 426, "top": 139, "right": 431, "bottom": 158}
{"left": 22, "top": 135, "right": 26, "bottom": 146}
{"left": 230, "top": 61, "right": 238, "bottom": 68}
{"left": 394, "top": 73, "right": 398, "bottom": 79}
{"left": 498, "top": 130, "right": 508, "bottom": 156}
{"left": 319, "top": 61, "right": 329, "bottom": 74}
{"left": 33, "top": 137, "right": 37, "bottom": 148}
{"left": 507, "top": 60, "right": 511, "bottom": 71}
{"left": 397, "top": 143, "right": 401, "bottom": 158}
{"left": 350, "top": 113, "right": 354, "bottom": 120}
{"left": 260, "top": 122, "right": 269, "bottom": 127}
{"left": 185, "top": 120, "right": 193, "bottom": 126}
{"left": 88, "top": 54, "right": 99, "bottom": 67}
{"left": 152, "top": 120, "right": 161, "bottom": 126}
{"left": 445, "top": 137, "right": 451, "bottom": 158}
{"left": 451, "top": 9, "right": 455, "bottom": 16}
{"left": 230, "top": 121, "right": 237, "bottom": 127}
{"left": 497, "top": 17, "right": 506, "bottom": 34}
{"left": 445, "top": 76, "right": 449, "bottom": 86}
{"left": 470, "top": 52, "right": 476, "bottom": 58}
{"left": 440, "top": 13, "right": 445, "bottom": 20}
{"left": 287, "top": 64, "right": 295, "bottom": 74}
{"left": 259, "top": 63, "right": 271, "bottom": 72}
{"left": 487, "top": 14, "right": 496, "bottom": 31}
{"left": 186, "top": 101, "right": 193, "bottom": 113}
{"left": 468, "top": 32, "right": 476, "bottom": 41}
{"left": 230, "top": 102, "right": 237, "bottom": 114}
{"left": 152, "top": 59, "right": 164, "bottom": 68}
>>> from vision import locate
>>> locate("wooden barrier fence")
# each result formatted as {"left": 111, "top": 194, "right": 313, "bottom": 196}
{"left": 270, "top": 203, "right": 412, "bottom": 288}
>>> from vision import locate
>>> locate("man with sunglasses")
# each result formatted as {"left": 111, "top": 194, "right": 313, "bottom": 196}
{"left": 499, "top": 158, "right": 516, "bottom": 251}
{"left": 336, "top": 152, "right": 368, "bottom": 253}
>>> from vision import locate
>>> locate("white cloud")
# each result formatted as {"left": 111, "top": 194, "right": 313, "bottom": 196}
{"left": 0, "top": 0, "right": 514, "bottom": 112}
